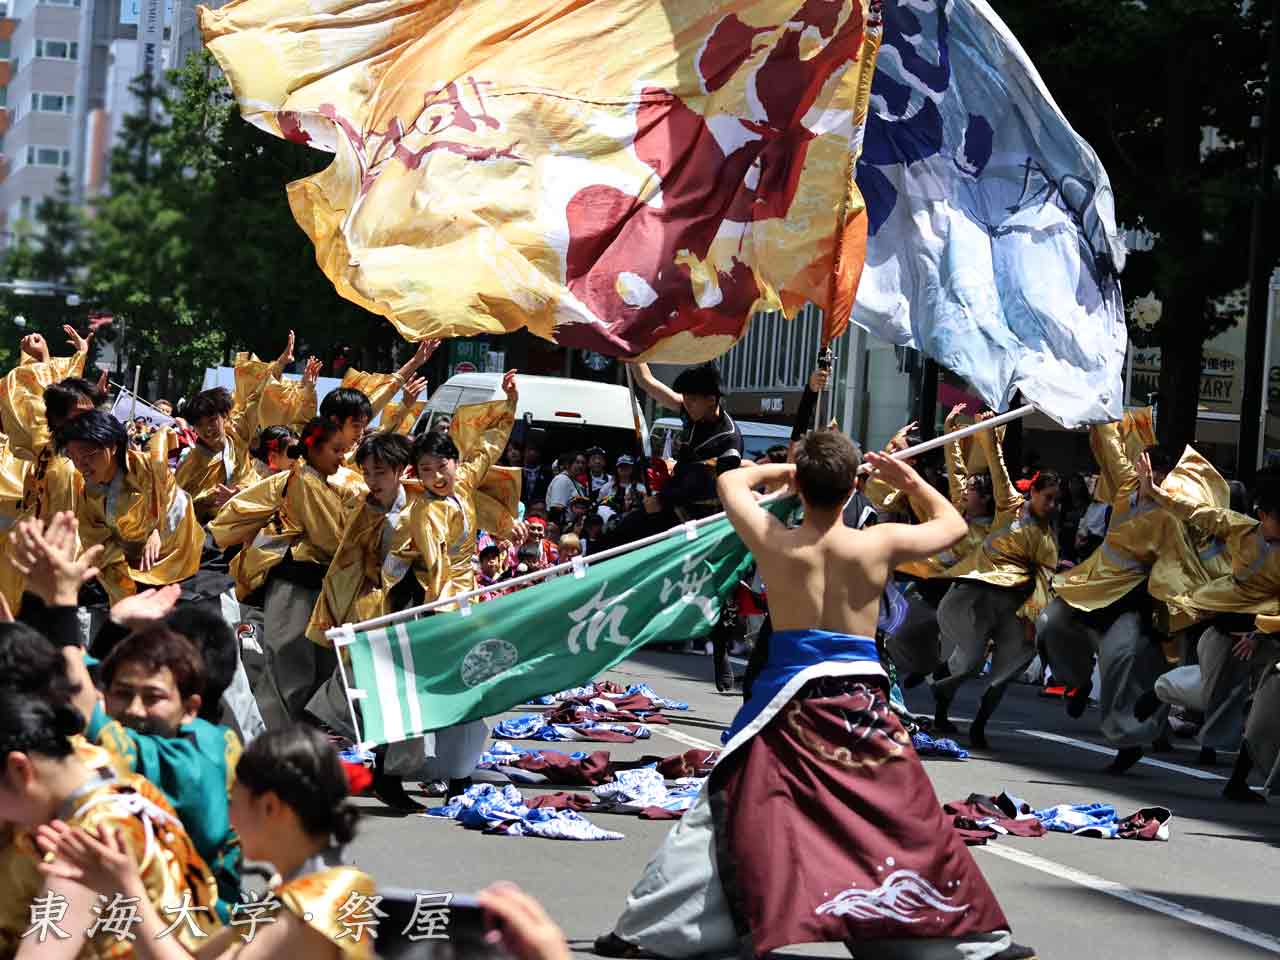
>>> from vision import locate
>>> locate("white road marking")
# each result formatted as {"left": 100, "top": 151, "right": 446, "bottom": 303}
{"left": 979, "top": 844, "right": 1280, "bottom": 954}
{"left": 1017, "top": 729, "right": 1227, "bottom": 782}
{"left": 653, "top": 725, "right": 722, "bottom": 752}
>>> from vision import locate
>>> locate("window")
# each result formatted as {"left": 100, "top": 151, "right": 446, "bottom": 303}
{"left": 30, "top": 92, "right": 73, "bottom": 114}
{"left": 25, "top": 145, "right": 70, "bottom": 167}
{"left": 34, "top": 39, "right": 78, "bottom": 60}
{"left": 0, "top": 88, "right": 7, "bottom": 108}
{"left": 0, "top": 39, "right": 10, "bottom": 59}
{"left": 19, "top": 196, "right": 30, "bottom": 217}
{"left": 39, "top": 0, "right": 81, "bottom": 6}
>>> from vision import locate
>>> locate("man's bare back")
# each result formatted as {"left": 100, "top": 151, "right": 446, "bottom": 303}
{"left": 717, "top": 446, "right": 968, "bottom": 641}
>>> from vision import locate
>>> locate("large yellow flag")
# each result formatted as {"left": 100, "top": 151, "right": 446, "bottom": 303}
{"left": 200, "top": 0, "right": 882, "bottom": 362}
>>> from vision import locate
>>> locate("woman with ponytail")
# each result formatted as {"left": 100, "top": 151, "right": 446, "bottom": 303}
{"left": 37, "top": 725, "right": 372, "bottom": 959}
{"left": 250, "top": 424, "right": 298, "bottom": 480}
{"left": 209, "top": 417, "right": 365, "bottom": 728}
{"left": 60, "top": 410, "right": 203, "bottom": 606}
{"left": 0, "top": 693, "right": 219, "bottom": 959}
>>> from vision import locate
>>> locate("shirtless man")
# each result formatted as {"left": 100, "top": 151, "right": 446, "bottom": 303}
{"left": 596, "top": 431, "right": 1033, "bottom": 960}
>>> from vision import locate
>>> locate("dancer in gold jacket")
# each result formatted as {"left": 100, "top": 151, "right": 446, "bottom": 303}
{"left": 37, "top": 727, "right": 376, "bottom": 960}
{"left": 59, "top": 411, "right": 202, "bottom": 606}
{"left": 1143, "top": 460, "right": 1280, "bottom": 778}
{"left": 1040, "top": 420, "right": 1228, "bottom": 773}
{"left": 933, "top": 413, "right": 1060, "bottom": 748}
{"left": 380, "top": 372, "right": 523, "bottom": 796}
{"left": 0, "top": 328, "right": 96, "bottom": 612}
{"left": 176, "top": 334, "right": 319, "bottom": 523}
{"left": 884, "top": 405, "right": 996, "bottom": 680}
{"left": 209, "top": 418, "right": 364, "bottom": 728}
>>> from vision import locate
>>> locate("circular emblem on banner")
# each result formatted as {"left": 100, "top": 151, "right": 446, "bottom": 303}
{"left": 460, "top": 638, "right": 518, "bottom": 688}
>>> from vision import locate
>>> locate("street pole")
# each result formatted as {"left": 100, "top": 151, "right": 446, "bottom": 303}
{"left": 1236, "top": 6, "right": 1280, "bottom": 483}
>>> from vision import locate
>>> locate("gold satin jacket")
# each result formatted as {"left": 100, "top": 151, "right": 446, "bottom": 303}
{"left": 0, "top": 434, "right": 26, "bottom": 533}
{"left": 210, "top": 462, "right": 366, "bottom": 599}
{"left": 897, "top": 432, "right": 991, "bottom": 580}
{"left": 306, "top": 482, "right": 422, "bottom": 645}
{"left": 1053, "top": 424, "right": 1228, "bottom": 625}
{"left": 945, "top": 426, "right": 1058, "bottom": 614}
{"left": 79, "top": 447, "right": 203, "bottom": 604}
{"left": 0, "top": 349, "right": 86, "bottom": 459}
{"left": 384, "top": 398, "right": 519, "bottom": 607}
{"left": 1091, "top": 407, "right": 1155, "bottom": 507}
{"left": 1150, "top": 483, "right": 1280, "bottom": 618}
{"left": 0, "top": 446, "right": 82, "bottom": 614}
{"left": 232, "top": 352, "right": 319, "bottom": 434}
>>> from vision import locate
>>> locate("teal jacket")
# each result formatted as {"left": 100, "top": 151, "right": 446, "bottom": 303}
{"left": 89, "top": 703, "right": 243, "bottom": 921}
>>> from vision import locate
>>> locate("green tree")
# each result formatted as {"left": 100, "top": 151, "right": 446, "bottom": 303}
{"left": 989, "top": 0, "right": 1277, "bottom": 454}
{"left": 32, "top": 172, "right": 82, "bottom": 285}
{"left": 80, "top": 52, "right": 405, "bottom": 400}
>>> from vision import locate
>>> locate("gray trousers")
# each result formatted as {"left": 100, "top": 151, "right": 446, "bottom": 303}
{"left": 885, "top": 595, "right": 944, "bottom": 677}
{"left": 256, "top": 578, "right": 336, "bottom": 730}
{"left": 1246, "top": 659, "right": 1280, "bottom": 795}
{"left": 1039, "top": 597, "right": 1168, "bottom": 749}
{"left": 935, "top": 582, "right": 1035, "bottom": 698}
{"left": 1196, "top": 627, "right": 1250, "bottom": 751}
{"left": 305, "top": 636, "right": 489, "bottom": 781}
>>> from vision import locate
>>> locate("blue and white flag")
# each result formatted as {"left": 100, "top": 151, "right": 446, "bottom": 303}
{"left": 854, "top": 0, "right": 1127, "bottom": 428}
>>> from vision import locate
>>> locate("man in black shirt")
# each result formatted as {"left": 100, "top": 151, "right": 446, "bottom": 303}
{"left": 629, "top": 362, "right": 744, "bottom": 689}
{"left": 630, "top": 362, "right": 744, "bottom": 521}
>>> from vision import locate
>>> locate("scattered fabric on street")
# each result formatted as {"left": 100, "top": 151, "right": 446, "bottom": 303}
{"left": 425, "top": 784, "right": 624, "bottom": 841}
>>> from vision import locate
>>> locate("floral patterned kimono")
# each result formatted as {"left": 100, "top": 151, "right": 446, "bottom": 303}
{"left": 2, "top": 760, "right": 220, "bottom": 959}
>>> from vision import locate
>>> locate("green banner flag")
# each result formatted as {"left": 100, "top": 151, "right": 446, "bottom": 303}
{"left": 340, "top": 504, "right": 790, "bottom": 747}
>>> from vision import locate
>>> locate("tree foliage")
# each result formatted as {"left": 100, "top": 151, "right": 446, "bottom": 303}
{"left": 79, "top": 52, "right": 402, "bottom": 401}
{"left": 988, "top": 0, "right": 1277, "bottom": 452}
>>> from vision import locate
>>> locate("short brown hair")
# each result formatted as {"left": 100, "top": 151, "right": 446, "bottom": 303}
{"left": 794, "top": 431, "right": 861, "bottom": 509}
{"left": 101, "top": 625, "right": 207, "bottom": 701}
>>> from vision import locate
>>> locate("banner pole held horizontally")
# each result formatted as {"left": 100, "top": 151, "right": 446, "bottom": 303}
{"left": 328, "top": 405, "right": 1036, "bottom": 639}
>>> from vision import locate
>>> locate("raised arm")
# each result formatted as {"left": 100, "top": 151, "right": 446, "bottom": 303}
{"left": 209, "top": 471, "right": 289, "bottom": 549}
{"left": 1090, "top": 420, "right": 1139, "bottom": 502}
{"left": 864, "top": 452, "right": 967, "bottom": 567}
{"left": 627, "top": 362, "right": 684, "bottom": 413}
{"left": 942, "top": 404, "right": 969, "bottom": 511}
{"left": 973, "top": 414, "right": 1022, "bottom": 516}
{"left": 716, "top": 463, "right": 791, "bottom": 554}
{"left": 455, "top": 371, "right": 518, "bottom": 492}
{"left": 1138, "top": 451, "right": 1256, "bottom": 544}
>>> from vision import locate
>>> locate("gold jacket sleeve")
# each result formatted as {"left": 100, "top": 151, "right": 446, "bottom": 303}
{"left": 0, "top": 349, "right": 87, "bottom": 458}
{"left": 342, "top": 368, "right": 405, "bottom": 418}
{"left": 210, "top": 470, "right": 291, "bottom": 549}
{"left": 306, "top": 501, "right": 387, "bottom": 646}
{"left": 976, "top": 425, "right": 1021, "bottom": 517}
{"left": 381, "top": 397, "right": 427, "bottom": 435}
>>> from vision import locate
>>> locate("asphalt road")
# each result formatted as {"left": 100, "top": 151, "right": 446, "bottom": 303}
{"left": 347, "top": 649, "right": 1280, "bottom": 960}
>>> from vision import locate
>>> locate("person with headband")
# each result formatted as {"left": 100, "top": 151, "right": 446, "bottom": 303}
{"left": 930, "top": 412, "right": 1060, "bottom": 750}
{"left": 209, "top": 417, "right": 365, "bottom": 728}
{"left": 0, "top": 693, "right": 219, "bottom": 958}
{"left": 59, "top": 410, "right": 203, "bottom": 606}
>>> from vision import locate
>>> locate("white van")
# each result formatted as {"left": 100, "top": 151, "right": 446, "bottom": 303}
{"left": 650, "top": 416, "right": 791, "bottom": 462}
{"left": 415, "top": 373, "right": 647, "bottom": 461}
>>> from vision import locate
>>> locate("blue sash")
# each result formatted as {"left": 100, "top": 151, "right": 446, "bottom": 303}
{"left": 724, "top": 630, "right": 881, "bottom": 744}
